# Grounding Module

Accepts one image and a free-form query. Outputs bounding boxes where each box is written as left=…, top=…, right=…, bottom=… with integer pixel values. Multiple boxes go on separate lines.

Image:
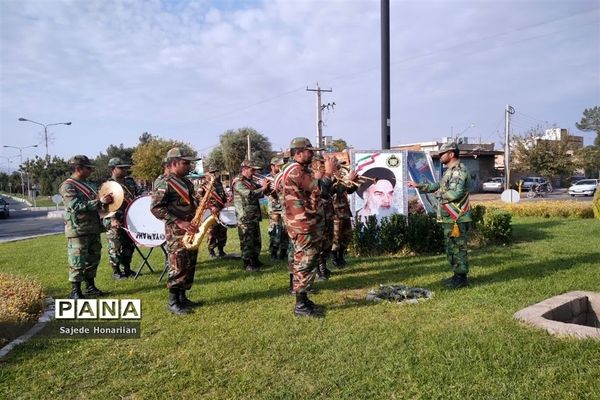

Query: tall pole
left=3, top=145, right=37, bottom=196
left=246, top=134, right=252, bottom=160
left=306, top=83, right=332, bottom=148
left=504, top=105, right=515, bottom=190
left=381, top=0, right=391, bottom=150
left=18, top=118, right=72, bottom=158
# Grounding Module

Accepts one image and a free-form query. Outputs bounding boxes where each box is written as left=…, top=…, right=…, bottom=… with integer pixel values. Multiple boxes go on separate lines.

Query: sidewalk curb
left=0, top=232, right=63, bottom=244
left=0, top=298, right=55, bottom=359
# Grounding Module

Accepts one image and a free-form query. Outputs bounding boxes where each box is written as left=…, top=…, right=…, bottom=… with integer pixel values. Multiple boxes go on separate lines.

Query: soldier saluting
left=59, top=155, right=114, bottom=299
left=408, top=142, right=473, bottom=288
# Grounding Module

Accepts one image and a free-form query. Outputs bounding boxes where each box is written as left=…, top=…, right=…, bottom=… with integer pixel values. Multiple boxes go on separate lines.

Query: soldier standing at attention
left=232, top=159, right=270, bottom=272
left=408, top=142, right=472, bottom=288
left=266, top=157, right=289, bottom=261
left=59, top=155, right=113, bottom=299
left=103, top=157, right=141, bottom=279
left=151, top=148, right=200, bottom=315
left=311, top=154, right=335, bottom=281
left=283, top=137, right=334, bottom=317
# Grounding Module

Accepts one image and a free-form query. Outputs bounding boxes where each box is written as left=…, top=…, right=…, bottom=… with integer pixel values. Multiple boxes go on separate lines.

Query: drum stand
left=133, top=242, right=169, bottom=281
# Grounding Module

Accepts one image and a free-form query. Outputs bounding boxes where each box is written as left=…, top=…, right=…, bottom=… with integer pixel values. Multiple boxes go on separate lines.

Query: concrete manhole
left=514, top=291, right=600, bottom=339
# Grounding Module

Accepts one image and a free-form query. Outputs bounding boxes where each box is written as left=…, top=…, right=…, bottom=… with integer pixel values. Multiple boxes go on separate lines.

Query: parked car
left=568, top=179, right=599, bottom=197
left=0, top=199, right=9, bottom=219
left=521, top=176, right=552, bottom=192
left=482, top=177, right=504, bottom=193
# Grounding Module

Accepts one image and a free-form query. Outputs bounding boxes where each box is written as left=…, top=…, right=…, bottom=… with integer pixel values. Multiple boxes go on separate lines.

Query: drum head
left=124, top=195, right=166, bottom=247
left=219, top=206, right=237, bottom=228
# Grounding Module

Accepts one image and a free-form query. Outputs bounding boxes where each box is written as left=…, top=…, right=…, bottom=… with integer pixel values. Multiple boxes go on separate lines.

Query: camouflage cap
left=438, top=142, right=459, bottom=154
left=108, top=157, right=131, bottom=168
left=240, top=159, right=262, bottom=169
left=68, top=155, right=94, bottom=168
left=290, top=137, right=322, bottom=151
left=165, top=147, right=200, bottom=161
left=270, top=156, right=285, bottom=166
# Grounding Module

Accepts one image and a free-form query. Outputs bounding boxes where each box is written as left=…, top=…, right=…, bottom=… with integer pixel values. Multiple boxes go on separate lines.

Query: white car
left=568, top=179, right=599, bottom=197
left=482, top=177, right=504, bottom=193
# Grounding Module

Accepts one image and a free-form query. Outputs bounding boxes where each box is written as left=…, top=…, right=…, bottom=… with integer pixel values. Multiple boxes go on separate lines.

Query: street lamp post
left=3, top=144, right=38, bottom=196
left=18, top=118, right=72, bottom=158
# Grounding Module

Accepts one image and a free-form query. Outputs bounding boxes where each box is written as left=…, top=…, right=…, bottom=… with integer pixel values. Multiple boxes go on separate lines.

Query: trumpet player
left=332, top=167, right=358, bottom=268
left=151, top=148, right=200, bottom=315
left=312, top=154, right=335, bottom=281
left=198, top=166, right=228, bottom=259
left=232, top=159, right=271, bottom=272
left=266, top=157, right=289, bottom=261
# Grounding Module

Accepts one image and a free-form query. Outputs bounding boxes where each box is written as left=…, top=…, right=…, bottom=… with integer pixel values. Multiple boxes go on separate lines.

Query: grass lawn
left=0, top=217, right=599, bottom=399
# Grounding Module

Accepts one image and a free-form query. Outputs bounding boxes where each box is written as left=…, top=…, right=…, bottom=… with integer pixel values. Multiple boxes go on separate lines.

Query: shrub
left=479, top=209, right=512, bottom=245
left=0, top=273, right=45, bottom=347
left=406, top=214, right=444, bottom=254
left=474, top=200, right=593, bottom=219
left=379, top=214, right=408, bottom=254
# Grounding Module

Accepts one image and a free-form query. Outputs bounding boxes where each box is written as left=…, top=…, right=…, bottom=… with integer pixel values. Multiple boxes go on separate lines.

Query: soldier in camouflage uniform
left=102, top=157, right=141, bottom=279
left=232, top=159, right=270, bottom=272
left=59, top=155, right=114, bottom=299
left=283, top=137, right=334, bottom=317
left=331, top=168, right=358, bottom=267
left=266, top=157, right=289, bottom=261
left=408, top=142, right=472, bottom=288
left=151, top=148, right=200, bottom=315
left=198, top=169, right=228, bottom=258
left=311, top=155, right=335, bottom=281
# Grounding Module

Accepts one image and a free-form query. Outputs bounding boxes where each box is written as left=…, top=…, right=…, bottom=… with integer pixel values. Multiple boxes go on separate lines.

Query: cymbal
left=98, top=181, right=124, bottom=217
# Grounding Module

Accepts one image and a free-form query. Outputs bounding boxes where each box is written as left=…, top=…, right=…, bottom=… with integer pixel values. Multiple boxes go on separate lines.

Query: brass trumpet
left=337, top=174, right=378, bottom=188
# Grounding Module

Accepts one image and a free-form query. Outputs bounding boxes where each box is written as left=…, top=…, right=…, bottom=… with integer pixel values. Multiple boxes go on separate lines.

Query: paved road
left=0, top=195, right=64, bottom=242
left=472, top=188, right=594, bottom=202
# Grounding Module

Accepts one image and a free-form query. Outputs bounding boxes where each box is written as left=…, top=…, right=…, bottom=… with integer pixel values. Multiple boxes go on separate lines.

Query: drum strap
left=66, top=178, right=97, bottom=200
left=167, top=176, right=192, bottom=205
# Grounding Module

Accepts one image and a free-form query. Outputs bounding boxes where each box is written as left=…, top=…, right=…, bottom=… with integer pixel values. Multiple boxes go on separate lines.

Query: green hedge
left=350, top=206, right=512, bottom=256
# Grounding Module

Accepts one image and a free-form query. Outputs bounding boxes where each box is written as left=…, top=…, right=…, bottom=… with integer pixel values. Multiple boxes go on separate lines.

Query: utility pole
left=246, top=134, right=252, bottom=160
left=504, top=104, right=515, bottom=190
left=306, top=83, right=332, bottom=148
left=381, top=0, right=391, bottom=149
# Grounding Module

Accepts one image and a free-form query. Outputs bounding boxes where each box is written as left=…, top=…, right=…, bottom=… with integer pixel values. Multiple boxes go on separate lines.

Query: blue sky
left=1, top=0, right=598, bottom=170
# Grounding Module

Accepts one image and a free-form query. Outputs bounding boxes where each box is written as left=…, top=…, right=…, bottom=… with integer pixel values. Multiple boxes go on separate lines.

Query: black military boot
left=254, top=255, right=265, bottom=267
left=167, top=289, right=192, bottom=315
left=294, top=292, right=323, bottom=318
left=270, top=249, right=279, bottom=261
left=331, top=250, right=342, bottom=268
left=245, top=258, right=260, bottom=272
left=339, top=247, right=348, bottom=267
left=217, top=247, right=227, bottom=258
left=179, top=290, right=201, bottom=309
left=84, top=278, right=106, bottom=296
left=69, top=282, right=85, bottom=299
left=111, top=263, right=125, bottom=280
left=208, top=248, right=217, bottom=259
left=278, top=249, right=288, bottom=260
left=446, top=273, right=469, bottom=289
left=316, top=261, right=331, bottom=281
left=122, top=262, right=135, bottom=278
left=442, top=273, right=459, bottom=287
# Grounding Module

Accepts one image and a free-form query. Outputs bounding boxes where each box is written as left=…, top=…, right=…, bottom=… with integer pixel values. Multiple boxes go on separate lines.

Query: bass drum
left=124, top=195, right=166, bottom=248
left=218, top=206, right=237, bottom=228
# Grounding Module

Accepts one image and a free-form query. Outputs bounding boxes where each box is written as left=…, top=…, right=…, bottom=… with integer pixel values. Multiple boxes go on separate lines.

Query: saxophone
left=182, top=174, right=219, bottom=250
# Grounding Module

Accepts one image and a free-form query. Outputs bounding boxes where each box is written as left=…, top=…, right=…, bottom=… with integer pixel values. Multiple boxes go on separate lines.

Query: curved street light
left=3, top=144, right=38, bottom=196
left=18, top=117, right=72, bottom=158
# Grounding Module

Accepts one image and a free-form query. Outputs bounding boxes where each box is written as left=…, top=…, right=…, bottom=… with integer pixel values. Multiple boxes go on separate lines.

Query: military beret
left=68, top=155, right=94, bottom=167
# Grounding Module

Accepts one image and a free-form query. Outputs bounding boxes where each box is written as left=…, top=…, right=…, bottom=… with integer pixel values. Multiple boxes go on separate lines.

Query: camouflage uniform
left=197, top=176, right=228, bottom=257
left=232, top=160, right=266, bottom=270
left=417, top=143, right=472, bottom=286
left=59, top=155, right=109, bottom=299
left=102, top=158, right=142, bottom=278
left=266, top=161, right=289, bottom=260
left=331, top=179, right=357, bottom=266
left=313, top=161, right=335, bottom=280
left=151, top=172, right=198, bottom=290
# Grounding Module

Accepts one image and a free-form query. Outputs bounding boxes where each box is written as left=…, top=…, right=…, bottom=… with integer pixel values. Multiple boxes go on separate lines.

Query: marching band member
left=266, top=157, right=289, bottom=261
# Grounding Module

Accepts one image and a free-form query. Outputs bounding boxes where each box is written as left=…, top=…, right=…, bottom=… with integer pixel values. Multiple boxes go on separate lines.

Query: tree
left=575, top=145, right=600, bottom=178
left=330, top=138, right=349, bottom=152
left=576, top=106, right=600, bottom=146
left=512, top=126, right=576, bottom=178
left=90, top=144, right=136, bottom=183
left=204, top=147, right=225, bottom=172
left=131, top=137, right=196, bottom=183
left=21, top=156, right=70, bottom=196
left=219, top=127, right=272, bottom=174
left=138, top=132, right=155, bottom=145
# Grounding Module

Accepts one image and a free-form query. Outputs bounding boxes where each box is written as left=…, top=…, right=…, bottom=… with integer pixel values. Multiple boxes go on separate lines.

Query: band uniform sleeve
left=150, top=178, right=179, bottom=224
left=59, top=181, right=101, bottom=213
